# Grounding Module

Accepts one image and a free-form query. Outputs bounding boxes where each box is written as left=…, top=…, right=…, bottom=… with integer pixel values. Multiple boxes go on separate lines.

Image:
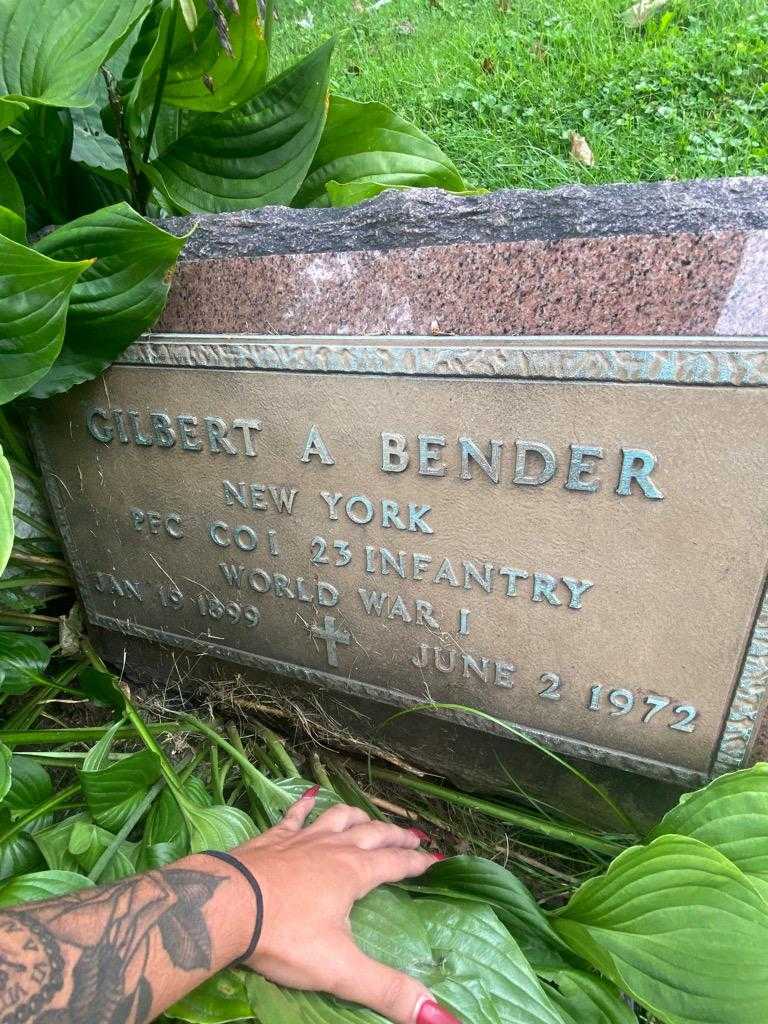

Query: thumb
left=333, top=947, right=462, bottom=1024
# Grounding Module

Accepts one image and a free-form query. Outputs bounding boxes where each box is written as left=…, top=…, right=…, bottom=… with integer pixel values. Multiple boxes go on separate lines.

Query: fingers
left=362, top=848, right=437, bottom=888
left=345, top=821, right=422, bottom=851
left=306, top=803, right=372, bottom=834
left=279, top=786, right=320, bottom=831
left=332, top=945, right=460, bottom=1024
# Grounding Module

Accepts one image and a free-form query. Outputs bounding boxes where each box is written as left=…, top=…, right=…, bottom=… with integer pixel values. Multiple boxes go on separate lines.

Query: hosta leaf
left=0, top=445, right=11, bottom=575
left=78, top=665, right=127, bottom=712
left=552, top=835, right=768, bottom=1024
left=0, top=205, right=24, bottom=242
left=351, top=888, right=568, bottom=1024
left=649, top=762, right=768, bottom=893
left=244, top=976, right=380, bottom=1024
left=70, top=107, right=127, bottom=184
left=5, top=756, right=52, bottom=813
left=406, top=856, right=571, bottom=968
left=0, top=832, right=44, bottom=879
left=131, top=0, right=267, bottom=118
left=145, top=39, right=333, bottom=214
left=0, top=154, right=24, bottom=218
left=0, top=633, right=51, bottom=695
left=80, top=748, right=162, bottom=832
left=325, top=179, right=483, bottom=206
left=0, top=869, right=94, bottom=907
left=182, top=802, right=257, bottom=853
left=67, top=820, right=138, bottom=881
left=248, top=776, right=338, bottom=827
left=0, top=0, right=154, bottom=107
left=0, top=743, right=11, bottom=802
left=0, top=235, right=91, bottom=403
left=169, top=969, right=253, bottom=1023
left=538, top=969, right=637, bottom=1024
left=34, top=814, right=88, bottom=872
left=8, top=106, right=73, bottom=230
left=82, top=717, right=127, bottom=773
left=0, top=97, right=26, bottom=131
left=30, top=202, right=186, bottom=397
left=294, top=95, right=465, bottom=208
left=136, top=840, right=179, bottom=871
left=142, top=774, right=212, bottom=861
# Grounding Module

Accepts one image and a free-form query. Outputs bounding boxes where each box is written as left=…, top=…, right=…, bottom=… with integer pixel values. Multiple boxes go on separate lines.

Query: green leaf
left=145, top=39, right=333, bottom=213
left=30, top=202, right=186, bottom=397
left=133, top=0, right=267, bottom=118
left=8, top=107, right=74, bottom=229
left=538, top=969, right=637, bottom=1024
left=82, top=717, right=127, bottom=773
left=169, top=969, right=253, bottom=1023
left=0, top=0, right=154, bottom=107
left=70, top=107, right=128, bottom=184
left=78, top=665, right=126, bottom=712
left=80, top=748, right=162, bottom=832
left=649, top=762, right=768, bottom=894
left=181, top=802, right=257, bottom=854
left=178, top=0, right=199, bottom=32
left=141, top=774, right=211, bottom=864
left=67, top=820, right=138, bottom=881
left=0, top=869, right=94, bottom=907
left=251, top=776, right=339, bottom=827
left=325, top=179, right=392, bottom=207
left=0, top=97, right=27, bottom=131
left=0, top=154, right=24, bottom=219
left=553, top=835, right=768, bottom=1024
left=0, top=206, right=24, bottom=242
left=0, top=743, right=10, bottom=802
left=325, top=179, right=485, bottom=207
left=5, top=756, right=52, bottom=813
left=0, top=829, right=44, bottom=880
left=0, top=444, right=11, bottom=575
left=405, top=855, right=572, bottom=968
left=294, top=95, right=465, bottom=208
left=136, top=840, right=179, bottom=871
left=351, top=888, right=568, bottom=1024
left=0, top=634, right=51, bottom=695
left=33, top=814, right=88, bottom=872
left=0, top=234, right=92, bottom=403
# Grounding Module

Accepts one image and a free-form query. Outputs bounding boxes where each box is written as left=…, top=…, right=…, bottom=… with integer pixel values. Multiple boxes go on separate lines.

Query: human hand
left=232, top=787, right=461, bottom=1024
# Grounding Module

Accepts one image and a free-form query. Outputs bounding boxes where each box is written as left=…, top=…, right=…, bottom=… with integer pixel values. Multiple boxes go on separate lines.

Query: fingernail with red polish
left=301, top=784, right=320, bottom=799
left=416, top=999, right=462, bottom=1024
left=409, top=828, right=430, bottom=843
left=432, top=852, right=447, bottom=862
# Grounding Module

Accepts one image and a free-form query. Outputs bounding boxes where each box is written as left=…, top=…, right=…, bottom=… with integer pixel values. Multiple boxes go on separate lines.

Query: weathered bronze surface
left=31, top=333, right=768, bottom=788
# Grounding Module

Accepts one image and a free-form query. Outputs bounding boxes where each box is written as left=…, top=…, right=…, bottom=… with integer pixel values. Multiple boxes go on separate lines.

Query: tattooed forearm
left=0, top=868, right=226, bottom=1024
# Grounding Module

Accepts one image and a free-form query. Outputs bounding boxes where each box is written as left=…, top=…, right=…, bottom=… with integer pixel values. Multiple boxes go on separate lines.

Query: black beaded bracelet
left=202, top=849, right=264, bottom=963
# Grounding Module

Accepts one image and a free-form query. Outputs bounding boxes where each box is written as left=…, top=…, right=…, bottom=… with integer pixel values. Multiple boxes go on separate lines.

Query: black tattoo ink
left=0, top=869, right=224, bottom=1024
left=0, top=912, right=64, bottom=1024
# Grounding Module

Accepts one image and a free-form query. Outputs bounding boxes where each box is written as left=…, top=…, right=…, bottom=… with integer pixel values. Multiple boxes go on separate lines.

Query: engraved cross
left=311, top=614, right=350, bottom=668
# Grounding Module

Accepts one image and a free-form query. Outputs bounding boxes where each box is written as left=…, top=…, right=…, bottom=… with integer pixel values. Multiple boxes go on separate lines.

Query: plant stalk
left=88, top=779, right=166, bottom=883
left=366, top=766, right=625, bottom=856
left=142, top=4, right=179, bottom=166
left=0, top=783, right=82, bottom=845
left=0, top=723, right=188, bottom=746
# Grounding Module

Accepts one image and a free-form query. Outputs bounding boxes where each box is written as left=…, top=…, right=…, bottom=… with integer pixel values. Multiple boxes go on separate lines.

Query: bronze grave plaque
left=31, top=333, right=768, bottom=788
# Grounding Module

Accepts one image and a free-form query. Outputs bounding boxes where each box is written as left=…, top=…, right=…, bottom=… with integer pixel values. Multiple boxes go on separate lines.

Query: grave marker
left=30, top=176, right=768, bottom=816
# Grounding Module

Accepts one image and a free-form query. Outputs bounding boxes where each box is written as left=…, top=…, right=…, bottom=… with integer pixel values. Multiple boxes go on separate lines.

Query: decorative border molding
left=123, top=333, right=768, bottom=386
left=712, top=584, right=768, bottom=776
left=32, top=334, right=768, bottom=786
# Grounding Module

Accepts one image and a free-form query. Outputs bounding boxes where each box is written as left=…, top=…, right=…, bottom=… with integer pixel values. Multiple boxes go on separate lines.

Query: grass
left=271, top=0, right=768, bottom=190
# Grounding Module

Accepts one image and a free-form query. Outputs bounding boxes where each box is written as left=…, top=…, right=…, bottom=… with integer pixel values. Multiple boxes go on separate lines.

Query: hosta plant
left=2, top=651, right=768, bottom=1024
left=0, top=0, right=468, bottom=583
